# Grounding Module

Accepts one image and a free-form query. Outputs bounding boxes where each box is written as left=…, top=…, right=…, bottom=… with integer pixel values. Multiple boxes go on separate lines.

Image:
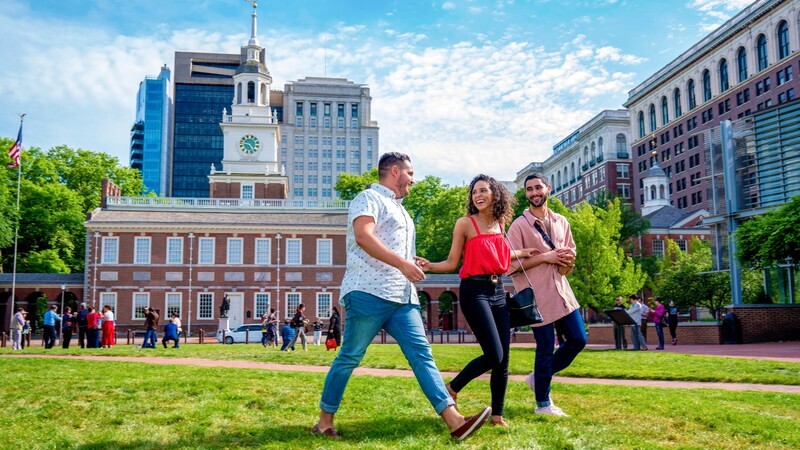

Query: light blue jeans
left=319, top=290, right=454, bottom=415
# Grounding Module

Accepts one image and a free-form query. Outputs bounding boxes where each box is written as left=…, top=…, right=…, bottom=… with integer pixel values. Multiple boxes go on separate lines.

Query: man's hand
left=400, top=259, right=426, bottom=282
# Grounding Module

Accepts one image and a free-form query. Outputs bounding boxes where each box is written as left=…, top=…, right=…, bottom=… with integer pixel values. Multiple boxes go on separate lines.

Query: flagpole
left=9, top=113, right=24, bottom=331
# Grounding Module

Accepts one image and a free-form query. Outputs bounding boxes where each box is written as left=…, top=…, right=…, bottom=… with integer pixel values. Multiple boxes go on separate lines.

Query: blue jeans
left=654, top=322, right=665, bottom=348
left=532, top=309, right=587, bottom=407
left=143, top=329, right=157, bottom=348
left=629, top=324, right=647, bottom=350
left=319, top=291, right=454, bottom=415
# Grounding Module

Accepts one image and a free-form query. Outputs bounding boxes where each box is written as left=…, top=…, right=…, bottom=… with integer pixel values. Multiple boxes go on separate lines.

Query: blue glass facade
left=171, top=83, right=232, bottom=197
left=130, top=67, right=170, bottom=195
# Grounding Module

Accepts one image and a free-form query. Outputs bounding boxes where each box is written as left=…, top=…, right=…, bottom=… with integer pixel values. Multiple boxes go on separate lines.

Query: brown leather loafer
left=450, top=406, right=491, bottom=441
left=311, top=423, right=340, bottom=439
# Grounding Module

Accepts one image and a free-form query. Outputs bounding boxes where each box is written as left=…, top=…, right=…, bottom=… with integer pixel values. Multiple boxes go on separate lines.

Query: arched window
left=550, top=175, right=555, bottom=187
left=702, top=69, right=712, bottom=102
left=659, top=185, right=665, bottom=199
left=591, top=142, right=596, bottom=161
left=616, top=134, right=627, bottom=154
left=584, top=146, right=589, bottom=162
left=236, top=83, right=242, bottom=104
left=247, top=81, right=256, bottom=103
left=261, top=83, right=268, bottom=105
left=598, top=137, right=604, bottom=154
left=757, top=34, right=768, bottom=71
left=570, top=162, right=575, bottom=180
left=650, top=185, right=656, bottom=200
left=557, top=171, right=562, bottom=187
left=687, top=79, right=696, bottom=109
left=578, top=158, right=582, bottom=171
left=778, top=21, right=790, bottom=60
left=661, top=96, right=669, bottom=125
left=673, top=88, right=682, bottom=117
left=649, top=104, right=657, bottom=132
left=638, top=112, right=645, bottom=138
left=719, top=59, right=729, bottom=92
left=737, top=47, right=748, bottom=82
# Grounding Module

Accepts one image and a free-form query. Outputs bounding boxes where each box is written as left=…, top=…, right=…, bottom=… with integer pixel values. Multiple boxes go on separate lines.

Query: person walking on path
left=327, top=307, right=341, bottom=348
left=101, top=305, right=116, bottom=348
left=61, top=307, right=74, bottom=349
left=507, top=173, right=586, bottom=417
left=43, top=305, right=62, bottom=349
left=612, top=296, right=628, bottom=350
left=652, top=298, right=666, bottom=350
left=266, top=309, right=279, bottom=349
left=418, top=174, right=534, bottom=427
left=666, top=300, right=679, bottom=345
left=11, top=307, right=25, bottom=350
left=313, top=152, right=491, bottom=441
left=626, top=297, right=648, bottom=351
left=288, top=304, right=309, bottom=351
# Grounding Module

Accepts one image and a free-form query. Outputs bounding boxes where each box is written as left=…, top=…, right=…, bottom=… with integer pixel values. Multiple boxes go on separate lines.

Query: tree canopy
left=334, top=168, right=378, bottom=201
left=736, top=196, right=800, bottom=268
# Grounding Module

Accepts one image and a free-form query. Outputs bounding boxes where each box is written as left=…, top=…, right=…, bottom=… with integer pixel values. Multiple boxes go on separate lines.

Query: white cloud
left=442, top=2, right=456, bottom=10
left=687, top=0, right=754, bottom=31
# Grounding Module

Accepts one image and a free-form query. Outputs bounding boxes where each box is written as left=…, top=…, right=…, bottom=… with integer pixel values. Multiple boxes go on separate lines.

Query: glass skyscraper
left=130, top=65, right=171, bottom=195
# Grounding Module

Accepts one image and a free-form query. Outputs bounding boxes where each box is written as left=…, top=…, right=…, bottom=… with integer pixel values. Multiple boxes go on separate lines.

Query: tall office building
left=166, top=5, right=378, bottom=198
left=130, top=65, right=172, bottom=195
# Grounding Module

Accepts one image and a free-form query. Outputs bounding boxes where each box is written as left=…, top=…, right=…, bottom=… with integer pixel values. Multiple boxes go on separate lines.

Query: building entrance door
left=226, top=293, right=244, bottom=329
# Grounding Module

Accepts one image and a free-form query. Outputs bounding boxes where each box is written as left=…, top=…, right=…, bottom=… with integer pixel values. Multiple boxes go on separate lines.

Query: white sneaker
left=534, top=404, right=568, bottom=417
left=523, top=372, right=535, bottom=392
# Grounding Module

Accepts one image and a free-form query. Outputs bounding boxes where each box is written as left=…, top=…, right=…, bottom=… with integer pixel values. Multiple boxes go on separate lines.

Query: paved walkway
left=5, top=354, right=799, bottom=394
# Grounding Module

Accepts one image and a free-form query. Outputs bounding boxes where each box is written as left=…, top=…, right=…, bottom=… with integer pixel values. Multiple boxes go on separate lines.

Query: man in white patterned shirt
left=313, top=152, right=491, bottom=441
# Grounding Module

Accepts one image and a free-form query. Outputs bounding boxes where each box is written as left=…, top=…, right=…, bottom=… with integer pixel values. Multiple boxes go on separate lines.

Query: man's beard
left=528, top=195, right=547, bottom=208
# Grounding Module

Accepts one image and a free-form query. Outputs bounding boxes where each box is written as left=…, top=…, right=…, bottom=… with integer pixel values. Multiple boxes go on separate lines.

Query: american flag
left=7, top=123, right=22, bottom=168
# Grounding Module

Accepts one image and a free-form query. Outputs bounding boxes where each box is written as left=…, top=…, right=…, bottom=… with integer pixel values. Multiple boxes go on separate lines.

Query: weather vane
left=245, top=0, right=257, bottom=10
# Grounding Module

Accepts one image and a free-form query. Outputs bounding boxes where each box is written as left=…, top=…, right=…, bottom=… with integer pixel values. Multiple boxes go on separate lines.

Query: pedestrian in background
left=626, top=297, right=648, bottom=351
left=101, top=305, right=115, bottom=348
left=312, top=317, right=324, bottom=346
left=612, top=296, right=628, bottom=350
left=86, top=307, right=101, bottom=349
left=280, top=319, right=295, bottom=351
left=652, top=298, right=665, bottom=350
left=61, top=307, right=74, bottom=349
left=43, top=304, right=61, bottom=349
left=666, top=300, right=679, bottom=345
left=11, top=307, right=25, bottom=350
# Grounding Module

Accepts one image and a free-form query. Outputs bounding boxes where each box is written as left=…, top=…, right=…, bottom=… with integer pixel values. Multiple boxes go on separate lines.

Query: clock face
left=239, top=134, right=260, bottom=154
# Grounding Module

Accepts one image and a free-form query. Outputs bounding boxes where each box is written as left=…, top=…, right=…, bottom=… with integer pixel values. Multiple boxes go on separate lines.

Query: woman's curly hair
left=466, top=174, right=516, bottom=225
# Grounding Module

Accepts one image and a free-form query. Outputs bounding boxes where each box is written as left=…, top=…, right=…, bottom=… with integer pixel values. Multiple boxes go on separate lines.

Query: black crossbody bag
left=505, top=231, right=544, bottom=327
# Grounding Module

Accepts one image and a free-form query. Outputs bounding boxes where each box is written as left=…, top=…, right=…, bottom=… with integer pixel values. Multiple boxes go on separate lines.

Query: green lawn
left=3, top=342, right=800, bottom=385
left=0, top=358, right=798, bottom=449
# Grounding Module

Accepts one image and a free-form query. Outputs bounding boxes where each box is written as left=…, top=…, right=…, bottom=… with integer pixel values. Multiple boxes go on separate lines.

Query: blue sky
left=0, top=0, right=753, bottom=186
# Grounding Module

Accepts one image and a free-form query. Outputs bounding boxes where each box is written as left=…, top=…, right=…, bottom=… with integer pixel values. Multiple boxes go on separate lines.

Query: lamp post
left=92, top=232, right=100, bottom=308
left=60, top=284, right=66, bottom=346
left=188, top=232, right=195, bottom=337
left=275, top=233, right=282, bottom=320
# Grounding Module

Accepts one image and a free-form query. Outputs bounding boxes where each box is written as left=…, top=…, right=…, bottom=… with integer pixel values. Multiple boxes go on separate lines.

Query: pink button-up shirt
left=507, top=209, right=579, bottom=327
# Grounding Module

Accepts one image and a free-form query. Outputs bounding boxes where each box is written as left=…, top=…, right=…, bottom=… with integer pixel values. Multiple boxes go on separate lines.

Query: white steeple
left=642, top=151, right=671, bottom=216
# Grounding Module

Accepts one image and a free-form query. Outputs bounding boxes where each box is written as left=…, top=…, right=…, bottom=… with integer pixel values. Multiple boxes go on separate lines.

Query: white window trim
left=166, top=237, right=184, bottom=265
left=254, top=238, right=271, bottom=265
left=165, top=292, right=182, bottom=319
left=198, top=237, right=215, bottom=265
left=286, top=238, right=302, bottom=266
left=99, top=292, right=117, bottom=313
left=316, top=238, right=333, bottom=265
left=134, top=237, right=152, bottom=265
left=227, top=237, right=244, bottom=265
left=254, top=293, right=271, bottom=318
left=132, top=292, right=150, bottom=320
left=316, top=292, right=332, bottom=319
left=285, top=292, right=302, bottom=320
left=197, top=292, right=215, bottom=320
left=241, top=183, right=255, bottom=200
left=101, top=236, right=119, bottom=264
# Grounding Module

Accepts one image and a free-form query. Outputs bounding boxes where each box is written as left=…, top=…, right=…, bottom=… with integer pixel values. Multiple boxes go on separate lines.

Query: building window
left=616, top=164, right=630, bottom=179
left=166, top=293, right=182, bottom=319
left=616, top=184, right=631, bottom=199
left=687, top=79, right=696, bottom=109
left=255, top=293, right=270, bottom=318
left=777, top=21, right=790, bottom=60
left=638, top=111, right=645, bottom=138
left=661, top=96, right=669, bottom=125
left=133, top=292, right=149, bottom=319
left=317, top=292, right=332, bottom=319
left=198, top=293, right=214, bottom=319
left=649, top=104, right=657, bottom=132
left=255, top=238, right=271, bottom=265
left=285, top=293, right=301, bottom=319
left=198, top=237, right=215, bottom=265
left=719, top=59, right=729, bottom=92
left=286, top=238, right=302, bottom=265
left=241, top=185, right=254, bottom=199
left=737, top=47, right=748, bottom=82
left=99, top=292, right=117, bottom=313
left=673, top=88, right=682, bottom=117
left=227, top=238, right=243, bottom=265
left=134, top=237, right=151, bottom=264
left=166, top=237, right=183, bottom=264
left=702, top=69, right=712, bottom=102
left=652, top=239, right=665, bottom=259
left=102, top=237, right=118, bottom=264
left=296, top=102, right=303, bottom=116
left=323, top=117, right=331, bottom=128
left=757, top=34, right=768, bottom=71
left=310, top=102, right=317, bottom=116
left=317, top=239, right=333, bottom=265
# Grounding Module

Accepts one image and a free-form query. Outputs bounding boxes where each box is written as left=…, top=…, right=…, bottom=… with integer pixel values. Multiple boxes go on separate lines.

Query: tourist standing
left=11, top=307, right=25, bottom=350
left=101, top=305, right=115, bottom=348
left=43, top=304, right=61, bottom=349
left=626, top=297, right=648, bottom=351
left=612, top=296, right=628, bottom=350
left=666, top=300, right=679, bottom=345
left=142, top=307, right=159, bottom=349
left=311, top=317, right=324, bottom=346
left=327, top=307, right=341, bottom=347
left=76, top=303, right=89, bottom=348
left=86, top=307, right=101, bottom=349
left=61, top=307, right=74, bottom=349
left=652, top=298, right=665, bottom=349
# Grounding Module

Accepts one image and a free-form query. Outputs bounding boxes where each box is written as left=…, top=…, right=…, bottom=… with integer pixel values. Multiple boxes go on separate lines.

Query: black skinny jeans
left=451, top=278, right=510, bottom=416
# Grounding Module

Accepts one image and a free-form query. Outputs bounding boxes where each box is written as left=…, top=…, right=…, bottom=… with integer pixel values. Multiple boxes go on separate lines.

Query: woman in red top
left=417, top=174, right=532, bottom=426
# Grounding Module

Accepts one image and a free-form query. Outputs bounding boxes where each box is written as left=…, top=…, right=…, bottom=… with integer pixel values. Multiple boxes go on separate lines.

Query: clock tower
left=209, top=1, right=287, bottom=200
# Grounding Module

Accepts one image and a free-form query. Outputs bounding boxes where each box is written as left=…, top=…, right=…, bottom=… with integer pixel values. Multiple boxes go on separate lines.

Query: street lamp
left=60, top=284, right=66, bottom=346
left=92, top=232, right=100, bottom=308
left=188, top=232, right=195, bottom=337
left=275, top=233, right=282, bottom=320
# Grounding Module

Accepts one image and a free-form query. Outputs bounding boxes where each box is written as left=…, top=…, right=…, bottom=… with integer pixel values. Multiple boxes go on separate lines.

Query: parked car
left=217, top=324, right=262, bottom=344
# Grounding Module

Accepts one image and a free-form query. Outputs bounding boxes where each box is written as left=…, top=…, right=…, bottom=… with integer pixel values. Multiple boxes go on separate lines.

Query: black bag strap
left=504, top=229, right=534, bottom=290
left=533, top=221, right=556, bottom=250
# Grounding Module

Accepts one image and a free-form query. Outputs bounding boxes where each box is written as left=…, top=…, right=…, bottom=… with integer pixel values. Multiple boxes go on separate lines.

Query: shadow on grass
left=76, top=417, right=450, bottom=449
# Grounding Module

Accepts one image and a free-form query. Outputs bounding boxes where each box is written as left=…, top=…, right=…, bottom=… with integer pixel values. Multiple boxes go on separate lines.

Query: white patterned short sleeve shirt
left=339, top=183, right=419, bottom=305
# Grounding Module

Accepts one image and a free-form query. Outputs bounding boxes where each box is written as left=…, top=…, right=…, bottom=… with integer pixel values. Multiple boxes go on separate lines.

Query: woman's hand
left=414, top=256, right=431, bottom=272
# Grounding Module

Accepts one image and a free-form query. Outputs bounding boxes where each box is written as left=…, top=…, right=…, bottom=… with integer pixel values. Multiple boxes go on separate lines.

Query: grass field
left=3, top=342, right=799, bottom=385
left=1, top=357, right=798, bottom=449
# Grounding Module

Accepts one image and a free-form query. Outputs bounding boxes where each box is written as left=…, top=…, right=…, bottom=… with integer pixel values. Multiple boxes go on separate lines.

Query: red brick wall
left=726, top=305, right=800, bottom=344
left=586, top=322, right=722, bottom=345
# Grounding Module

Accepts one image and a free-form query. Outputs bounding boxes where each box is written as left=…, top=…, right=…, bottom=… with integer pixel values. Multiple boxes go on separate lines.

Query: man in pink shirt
left=507, top=173, right=587, bottom=417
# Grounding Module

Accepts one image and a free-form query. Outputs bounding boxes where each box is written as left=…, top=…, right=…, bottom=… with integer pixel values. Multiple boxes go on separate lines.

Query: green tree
left=513, top=187, right=528, bottom=218
left=18, top=249, right=71, bottom=273
left=34, top=293, right=49, bottom=331
left=736, top=196, right=800, bottom=268
left=553, top=197, right=647, bottom=311
left=404, top=177, right=468, bottom=263
left=589, top=191, right=650, bottom=248
left=334, top=168, right=378, bottom=200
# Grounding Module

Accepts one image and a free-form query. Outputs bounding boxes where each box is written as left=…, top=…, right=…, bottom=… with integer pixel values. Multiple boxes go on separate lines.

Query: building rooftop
left=645, top=205, right=697, bottom=229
